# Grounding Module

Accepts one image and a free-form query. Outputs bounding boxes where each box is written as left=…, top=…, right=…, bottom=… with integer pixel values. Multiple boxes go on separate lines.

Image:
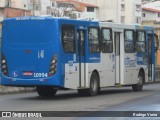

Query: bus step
left=115, top=84, right=123, bottom=87
left=77, top=87, right=87, bottom=89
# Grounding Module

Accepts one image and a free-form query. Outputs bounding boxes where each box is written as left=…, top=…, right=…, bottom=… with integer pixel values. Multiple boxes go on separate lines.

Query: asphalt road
left=0, top=83, right=160, bottom=120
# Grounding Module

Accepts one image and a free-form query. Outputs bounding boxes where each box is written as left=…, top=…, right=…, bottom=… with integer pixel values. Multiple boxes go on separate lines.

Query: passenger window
left=101, top=28, right=113, bottom=53
left=62, top=25, right=75, bottom=53
left=124, top=30, right=135, bottom=53
left=136, top=31, right=146, bottom=53
left=89, top=27, right=100, bottom=53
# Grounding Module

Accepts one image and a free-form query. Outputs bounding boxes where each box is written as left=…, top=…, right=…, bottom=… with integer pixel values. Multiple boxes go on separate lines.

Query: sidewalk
left=0, top=86, right=35, bottom=95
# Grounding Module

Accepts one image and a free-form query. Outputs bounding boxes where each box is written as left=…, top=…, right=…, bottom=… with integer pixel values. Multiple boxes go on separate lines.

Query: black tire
left=86, top=72, right=99, bottom=96
left=132, top=72, right=144, bottom=92
left=78, top=89, right=86, bottom=96
left=36, top=86, right=57, bottom=97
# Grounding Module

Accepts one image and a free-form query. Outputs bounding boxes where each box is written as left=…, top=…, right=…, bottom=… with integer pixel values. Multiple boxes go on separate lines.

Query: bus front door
left=77, top=30, right=86, bottom=88
left=114, top=32, right=121, bottom=84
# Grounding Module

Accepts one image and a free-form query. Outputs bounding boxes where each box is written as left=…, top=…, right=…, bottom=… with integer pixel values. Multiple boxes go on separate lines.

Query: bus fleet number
left=34, top=73, right=48, bottom=78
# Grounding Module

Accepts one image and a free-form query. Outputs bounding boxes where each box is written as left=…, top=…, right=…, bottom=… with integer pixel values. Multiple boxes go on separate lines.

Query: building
left=30, top=0, right=41, bottom=16
left=0, top=1, right=31, bottom=22
left=125, top=0, right=142, bottom=24
left=30, top=0, right=52, bottom=16
left=40, top=0, right=50, bottom=15
left=143, top=1, right=160, bottom=10
left=142, top=8, right=160, bottom=25
left=0, top=7, right=31, bottom=22
left=142, top=0, right=159, bottom=4
left=77, top=0, right=142, bottom=24
left=0, top=6, right=31, bottom=44
left=10, top=0, right=30, bottom=10
left=0, top=0, right=30, bottom=10
left=49, top=0, right=98, bottom=20
left=0, top=7, right=31, bottom=29
left=142, top=1, right=160, bottom=65
left=142, top=1, right=160, bottom=39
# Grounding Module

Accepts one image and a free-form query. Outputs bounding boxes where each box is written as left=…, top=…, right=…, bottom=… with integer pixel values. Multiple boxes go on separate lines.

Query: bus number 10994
left=33, top=73, right=48, bottom=78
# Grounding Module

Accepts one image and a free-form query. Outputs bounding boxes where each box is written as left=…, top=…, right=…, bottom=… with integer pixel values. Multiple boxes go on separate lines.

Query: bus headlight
left=49, top=54, right=57, bottom=76
left=1, top=54, right=9, bottom=76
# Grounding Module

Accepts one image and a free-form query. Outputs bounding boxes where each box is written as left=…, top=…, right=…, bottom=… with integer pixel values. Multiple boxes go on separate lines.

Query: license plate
left=23, top=71, right=33, bottom=76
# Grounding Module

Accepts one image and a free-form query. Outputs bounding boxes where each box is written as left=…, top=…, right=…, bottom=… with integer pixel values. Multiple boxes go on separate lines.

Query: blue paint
left=1, top=17, right=99, bottom=87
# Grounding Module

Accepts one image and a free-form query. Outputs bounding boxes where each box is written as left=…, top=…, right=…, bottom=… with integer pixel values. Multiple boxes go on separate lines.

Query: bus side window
left=101, top=28, right=113, bottom=53
left=62, top=25, right=75, bottom=53
left=88, top=27, right=100, bottom=53
left=136, top=31, right=146, bottom=53
left=124, top=30, right=135, bottom=53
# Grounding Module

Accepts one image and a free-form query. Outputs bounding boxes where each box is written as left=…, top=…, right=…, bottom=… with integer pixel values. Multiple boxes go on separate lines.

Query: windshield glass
left=3, top=20, right=53, bottom=44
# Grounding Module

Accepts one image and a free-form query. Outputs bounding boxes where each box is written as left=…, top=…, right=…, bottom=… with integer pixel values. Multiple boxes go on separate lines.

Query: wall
left=80, top=7, right=98, bottom=20
left=40, top=0, right=50, bottom=15
left=0, top=0, right=6, bottom=7
left=81, top=0, right=120, bottom=22
left=143, top=10, right=160, bottom=21
left=3, top=7, right=31, bottom=18
left=11, top=0, right=30, bottom=10
left=78, top=0, right=142, bottom=24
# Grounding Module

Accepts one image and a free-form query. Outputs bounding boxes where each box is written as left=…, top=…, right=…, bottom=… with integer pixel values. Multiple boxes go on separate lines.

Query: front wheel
left=36, top=86, right=57, bottom=97
left=132, top=72, right=144, bottom=92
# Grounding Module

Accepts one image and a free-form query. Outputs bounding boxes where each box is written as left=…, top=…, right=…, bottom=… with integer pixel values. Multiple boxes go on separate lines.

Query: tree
left=48, top=1, right=77, bottom=19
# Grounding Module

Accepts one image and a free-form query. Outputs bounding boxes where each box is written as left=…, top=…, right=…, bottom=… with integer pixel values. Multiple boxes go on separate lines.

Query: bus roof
left=3, top=16, right=154, bottom=31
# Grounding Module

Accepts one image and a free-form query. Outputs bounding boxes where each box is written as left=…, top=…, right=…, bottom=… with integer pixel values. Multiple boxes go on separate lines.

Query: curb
left=0, top=86, right=36, bottom=95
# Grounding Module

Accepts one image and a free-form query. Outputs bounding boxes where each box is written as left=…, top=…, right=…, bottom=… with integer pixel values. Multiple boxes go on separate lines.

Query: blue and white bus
left=1, top=16, right=155, bottom=97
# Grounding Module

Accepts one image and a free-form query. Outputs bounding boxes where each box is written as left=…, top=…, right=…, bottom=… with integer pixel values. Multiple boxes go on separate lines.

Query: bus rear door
left=77, top=28, right=87, bottom=88
left=114, top=29, right=124, bottom=85
left=147, top=32, right=155, bottom=81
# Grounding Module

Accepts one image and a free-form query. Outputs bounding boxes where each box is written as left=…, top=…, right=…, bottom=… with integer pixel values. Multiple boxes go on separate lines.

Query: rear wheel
left=86, top=72, right=99, bottom=96
left=36, top=86, right=57, bottom=97
left=132, top=72, right=144, bottom=92
left=78, top=89, right=86, bottom=96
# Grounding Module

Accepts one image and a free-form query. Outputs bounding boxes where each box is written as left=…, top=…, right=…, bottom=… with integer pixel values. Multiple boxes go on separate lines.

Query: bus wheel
left=132, top=72, right=144, bottom=92
left=86, top=72, right=99, bottom=96
left=36, top=86, right=57, bottom=97
left=78, top=89, right=86, bottom=96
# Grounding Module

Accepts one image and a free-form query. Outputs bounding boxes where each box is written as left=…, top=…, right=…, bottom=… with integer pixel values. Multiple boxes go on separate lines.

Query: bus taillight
left=1, top=54, right=9, bottom=76
left=49, top=54, right=57, bottom=76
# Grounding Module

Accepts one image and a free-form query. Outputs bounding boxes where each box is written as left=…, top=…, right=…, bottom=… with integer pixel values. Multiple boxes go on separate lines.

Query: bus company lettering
left=125, top=57, right=136, bottom=67
left=16, top=17, right=45, bottom=21
left=137, top=57, right=143, bottom=62
left=38, top=50, right=44, bottom=59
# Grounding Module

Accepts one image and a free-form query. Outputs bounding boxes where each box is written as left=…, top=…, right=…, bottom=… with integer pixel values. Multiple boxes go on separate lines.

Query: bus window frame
left=101, top=27, right=113, bottom=53
left=88, top=26, right=100, bottom=53
left=136, top=30, right=146, bottom=53
left=124, top=29, right=135, bottom=53
left=61, top=24, right=76, bottom=53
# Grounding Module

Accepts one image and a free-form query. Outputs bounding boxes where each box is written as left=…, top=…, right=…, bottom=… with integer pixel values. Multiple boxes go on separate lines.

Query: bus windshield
left=3, top=20, right=53, bottom=44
